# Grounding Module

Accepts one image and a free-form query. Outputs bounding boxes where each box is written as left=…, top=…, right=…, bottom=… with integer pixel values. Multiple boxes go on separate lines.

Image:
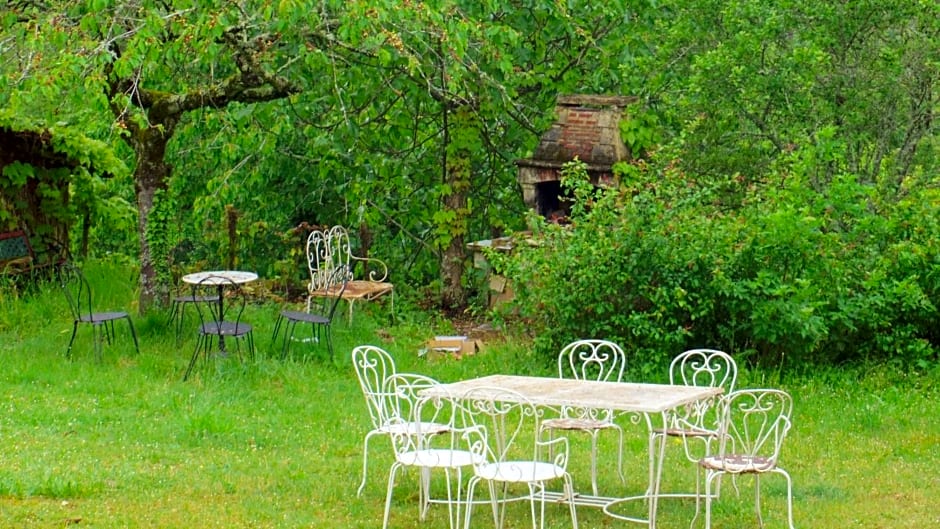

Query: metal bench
left=306, top=225, right=394, bottom=323
left=0, top=230, right=39, bottom=274
left=0, top=229, right=63, bottom=279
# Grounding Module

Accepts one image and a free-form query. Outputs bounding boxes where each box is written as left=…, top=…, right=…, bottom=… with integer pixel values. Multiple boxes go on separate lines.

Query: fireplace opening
left=535, top=180, right=569, bottom=222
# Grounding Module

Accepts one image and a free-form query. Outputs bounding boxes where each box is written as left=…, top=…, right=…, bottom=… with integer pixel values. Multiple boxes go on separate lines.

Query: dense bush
left=495, top=158, right=939, bottom=373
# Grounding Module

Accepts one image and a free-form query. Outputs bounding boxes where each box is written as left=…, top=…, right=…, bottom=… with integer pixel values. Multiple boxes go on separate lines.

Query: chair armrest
left=350, top=254, right=389, bottom=282
left=536, top=436, right=571, bottom=468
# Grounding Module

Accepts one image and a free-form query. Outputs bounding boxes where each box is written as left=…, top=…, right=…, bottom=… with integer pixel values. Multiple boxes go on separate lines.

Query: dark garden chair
left=58, top=262, right=140, bottom=360
left=183, top=274, right=255, bottom=380
left=271, top=265, right=348, bottom=361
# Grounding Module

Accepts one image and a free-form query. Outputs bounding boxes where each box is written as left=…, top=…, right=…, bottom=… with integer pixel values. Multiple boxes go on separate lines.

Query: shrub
left=495, top=155, right=938, bottom=372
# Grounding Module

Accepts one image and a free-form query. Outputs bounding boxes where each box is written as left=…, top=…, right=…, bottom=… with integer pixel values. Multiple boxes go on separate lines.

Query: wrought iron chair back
left=306, top=265, right=349, bottom=320
left=712, top=389, right=792, bottom=471
left=558, top=338, right=627, bottom=382
left=383, top=372, right=448, bottom=433
left=650, top=349, right=738, bottom=501
left=352, top=345, right=399, bottom=431
left=351, top=344, right=404, bottom=497
left=458, top=387, right=546, bottom=465
left=272, top=265, right=348, bottom=360
left=306, top=226, right=389, bottom=288
left=668, top=349, right=738, bottom=433
left=168, top=280, right=219, bottom=341
left=59, top=262, right=94, bottom=323
left=305, top=225, right=392, bottom=323
left=191, top=275, right=250, bottom=335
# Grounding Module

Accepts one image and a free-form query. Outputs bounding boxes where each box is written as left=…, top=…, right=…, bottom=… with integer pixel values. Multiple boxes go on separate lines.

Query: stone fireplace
left=468, top=95, right=636, bottom=308
left=516, top=94, right=635, bottom=220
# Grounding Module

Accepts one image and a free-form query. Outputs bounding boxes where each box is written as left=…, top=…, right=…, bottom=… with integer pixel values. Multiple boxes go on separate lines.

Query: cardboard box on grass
left=420, top=335, right=482, bottom=359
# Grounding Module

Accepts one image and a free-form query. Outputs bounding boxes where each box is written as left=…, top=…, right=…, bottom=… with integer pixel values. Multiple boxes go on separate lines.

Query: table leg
left=648, top=410, right=669, bottom=529
left=216, top=284, right=227, bottom=353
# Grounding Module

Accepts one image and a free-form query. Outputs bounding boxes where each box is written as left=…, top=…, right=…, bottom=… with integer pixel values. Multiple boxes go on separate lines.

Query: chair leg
left=418, top=467, right=431, bottom=520
left=382, top=462, right=402, bottom=529
left=285, top=320, right=301, bottom=359
left=755, top=474, right=763, bottom=528
left=615, top=426, right=626, bottom=485
left=527, top=482, right=541, bottom=529
left=488, top=480, right=502, bottom=529
left=704, top=471, right=717, bottom=529
left=464, top=476, right=480, bottom=529
left=779, top=469, right=795, bottom=529
left=589, top=431, right=600, bottom=496
left=647, top=431, right=657, bottom=498
left=358, top=431, right=379, bottom=497
left=66, top=321, right=79, bottom=359
left=564, top=475, right=579, bottom=529
left=125, top=316, right=140, bottom=354
left=183, top=336, right=204, bottom=381
left=325, top=323, right=334, bottom=362
left=271, top=314, right=286, bottom=356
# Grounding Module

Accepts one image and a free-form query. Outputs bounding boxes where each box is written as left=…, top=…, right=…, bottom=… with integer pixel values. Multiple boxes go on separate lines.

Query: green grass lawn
left=0, top=261, right=938, bottom=528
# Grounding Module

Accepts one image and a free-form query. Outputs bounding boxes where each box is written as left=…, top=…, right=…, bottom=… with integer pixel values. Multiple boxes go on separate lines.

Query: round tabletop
left=181, top=270, right=259, bottom=285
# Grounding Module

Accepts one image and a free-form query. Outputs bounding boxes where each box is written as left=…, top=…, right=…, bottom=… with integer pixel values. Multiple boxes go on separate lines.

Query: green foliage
left=498, top=150, right=939, bottom=372
left=146, top=188, right=175, bottom=301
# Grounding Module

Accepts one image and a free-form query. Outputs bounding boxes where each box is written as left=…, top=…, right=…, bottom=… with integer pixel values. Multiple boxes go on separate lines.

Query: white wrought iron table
left=421, top=374, right=723, bottom=529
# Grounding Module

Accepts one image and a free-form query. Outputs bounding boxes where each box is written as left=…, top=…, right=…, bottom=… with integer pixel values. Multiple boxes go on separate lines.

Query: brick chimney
left=516, top=94, right=635, bottom=217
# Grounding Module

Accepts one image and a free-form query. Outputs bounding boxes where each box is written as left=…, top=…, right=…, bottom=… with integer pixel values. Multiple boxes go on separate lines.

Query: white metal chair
left=459, top=387, right=579, bottom=529
left=540, top=339, right=626, bottom=496
left=697, top=389, right=795, bottom=529
left=649, top=349, right=737, bottom=499
left=382, top=373, right=479, bottom=529
left=351, top=345, right=449, bottom=497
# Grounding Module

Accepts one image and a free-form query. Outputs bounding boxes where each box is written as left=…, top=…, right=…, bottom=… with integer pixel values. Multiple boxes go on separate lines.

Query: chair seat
left=378, top=420, right=450, bottom=437
left=173, top=293, right=219, bottom=303
left=542, top=417, right=616, bottom=431
left=309, top=280, right=393, bottom=301
left=199, top=321, right=253, bottom=337
left=652, top=425, right=717, bottom=438
left=80, top=311, right=130, bottom=324
left=279, top=309, right=329, bottom=325
left=700, top=454, right=776, bottom=473
left=477, top=460, right=567, bottom=483
left=398, top=448, right=482, bottom=469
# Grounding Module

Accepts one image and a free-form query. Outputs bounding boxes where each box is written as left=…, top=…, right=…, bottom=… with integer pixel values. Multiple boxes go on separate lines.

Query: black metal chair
left=271, top=266, right=348, bottom=361
left=168, top=281, right=220, bottom=342
left=183, top=274, right=255, bottom=380
left=58, top=262, right=139, bottom=360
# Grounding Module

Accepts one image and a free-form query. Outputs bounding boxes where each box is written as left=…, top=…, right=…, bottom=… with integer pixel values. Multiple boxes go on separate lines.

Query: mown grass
left=0, top=260, right=938, bottom=528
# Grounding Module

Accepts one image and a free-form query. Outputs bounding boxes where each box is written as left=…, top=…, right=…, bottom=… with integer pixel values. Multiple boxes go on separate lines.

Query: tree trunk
left=440, top=107, right=475, bottom=311
left=440, top=191, right=468, bottom=310
left=129, top=121, right=176, bottom=313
